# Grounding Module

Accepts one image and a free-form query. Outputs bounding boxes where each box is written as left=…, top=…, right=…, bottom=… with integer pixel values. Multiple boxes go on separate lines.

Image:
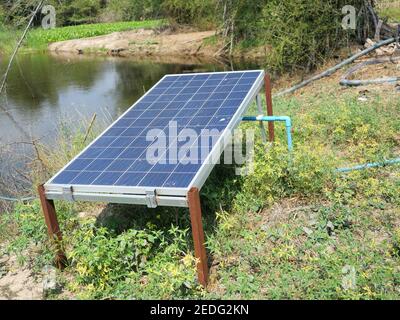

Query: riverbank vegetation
left=25, top=19, right=165, bottom=50
left=0, top=0, right=383, bottom=71
left=0, top=19, right=165, bottom=52
left=1, top=66, right=399, bottom=299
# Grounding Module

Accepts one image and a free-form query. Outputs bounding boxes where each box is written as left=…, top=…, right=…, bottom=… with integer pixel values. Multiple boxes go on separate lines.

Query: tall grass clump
left=30, top=116, right=107, bottom=190
left=0, top=24, right=19, bottom=53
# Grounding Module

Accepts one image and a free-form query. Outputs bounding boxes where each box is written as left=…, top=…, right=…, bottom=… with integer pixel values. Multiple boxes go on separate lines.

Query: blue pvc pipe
left=241, top=116, right=400, bottom=174
left=242, top=116, right=293, bottom=152
left=242, top=116, right=399, bottom=174
left=336, top=158, right=400, bottom=173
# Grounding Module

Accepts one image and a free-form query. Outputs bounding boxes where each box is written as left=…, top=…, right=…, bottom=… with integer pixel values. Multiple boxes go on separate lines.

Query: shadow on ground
left=89, top=164, right=242, bottom=271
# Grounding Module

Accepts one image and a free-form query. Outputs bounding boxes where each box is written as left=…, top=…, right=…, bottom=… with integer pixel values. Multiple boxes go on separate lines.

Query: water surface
left=1, top=53, right=251, bottom=145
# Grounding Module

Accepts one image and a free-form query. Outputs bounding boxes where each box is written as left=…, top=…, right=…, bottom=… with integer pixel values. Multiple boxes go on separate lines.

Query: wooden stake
left=264, top=74, right=275, bottom=142
left=38, top=184, right=67, bottom=269
left=187, top=188, right=208, bottom=287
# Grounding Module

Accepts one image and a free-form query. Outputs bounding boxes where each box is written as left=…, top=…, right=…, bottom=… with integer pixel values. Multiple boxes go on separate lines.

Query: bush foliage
left=105, top=0, right=163, bottom=22
left=1, top=0, right=372, bottom=70
left=224, top=0, right=368, bottom=71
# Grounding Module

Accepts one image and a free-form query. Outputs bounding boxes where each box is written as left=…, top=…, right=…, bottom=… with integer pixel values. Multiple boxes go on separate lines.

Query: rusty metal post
left=187, top=187, right=208, bottom=287
left=38, top=185, right=67, bottom=269
left=264, top=74, right=275, bottom=142
left=256, top=94, right=268, bottom=144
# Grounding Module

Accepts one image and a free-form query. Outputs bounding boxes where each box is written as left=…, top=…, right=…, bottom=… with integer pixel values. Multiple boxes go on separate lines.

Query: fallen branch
left=274, top=37, right=396, bottom=97
left=340, top=55, right=400, bottom=86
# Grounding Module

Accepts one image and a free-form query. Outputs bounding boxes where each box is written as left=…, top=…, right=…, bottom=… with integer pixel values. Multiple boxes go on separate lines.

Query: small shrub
left=287, top=144, right=336, bottom=196
left=66, top=220, right=201, bottom=299
left=235, top=143, right=288, bottom=212
left=235, top=141, right=335, bottom=212
left=67, top=220, right=161, bottom=289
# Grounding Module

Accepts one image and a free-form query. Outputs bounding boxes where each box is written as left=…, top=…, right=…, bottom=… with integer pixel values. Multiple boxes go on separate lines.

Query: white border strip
left=46, top=191, right=188, bottom=207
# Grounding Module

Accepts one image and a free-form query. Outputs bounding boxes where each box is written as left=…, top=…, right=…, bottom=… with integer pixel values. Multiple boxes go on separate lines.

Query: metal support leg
left=242, top=116, right=293, bottom=152
left=187, top=187, right=208, bottom=287
left=38, top=185, right=67, bottom=269
left=264, top=74, right=275, bottom=142
left=256, top=94, right=268, bottom=143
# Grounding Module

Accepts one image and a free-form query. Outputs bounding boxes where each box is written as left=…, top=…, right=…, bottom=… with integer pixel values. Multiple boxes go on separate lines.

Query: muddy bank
left=48, top=29, right=220, bottom=60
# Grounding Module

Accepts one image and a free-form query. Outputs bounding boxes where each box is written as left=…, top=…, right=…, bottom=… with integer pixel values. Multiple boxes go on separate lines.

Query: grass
left=379, top=7, right=400, bottom=22
left=1, top=68, right=400, bottom=300
left=0, top=25, right=18, bottom=53
left=202, top=35, right=218, bottom=46
left=0, top=20, right=166, bottom=53
left=378, top=1, right=400, bottom=23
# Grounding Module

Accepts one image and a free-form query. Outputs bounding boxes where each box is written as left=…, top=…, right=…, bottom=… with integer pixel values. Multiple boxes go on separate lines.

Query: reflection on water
left=1, top=53, right=255, bottom=145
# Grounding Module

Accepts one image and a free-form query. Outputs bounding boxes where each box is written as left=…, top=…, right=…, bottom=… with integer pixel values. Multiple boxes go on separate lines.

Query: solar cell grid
left=48, top=70, right=263, bottom=191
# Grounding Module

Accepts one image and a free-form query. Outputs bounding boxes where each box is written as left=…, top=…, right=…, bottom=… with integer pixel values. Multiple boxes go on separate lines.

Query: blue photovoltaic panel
left=48, top=70, right=263, bottom=190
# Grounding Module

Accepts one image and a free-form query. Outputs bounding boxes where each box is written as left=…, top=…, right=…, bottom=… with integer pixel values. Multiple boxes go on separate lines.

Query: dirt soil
left=0, top=253, right=42, bottom=300
left=48, top=29, right=220, bottom=60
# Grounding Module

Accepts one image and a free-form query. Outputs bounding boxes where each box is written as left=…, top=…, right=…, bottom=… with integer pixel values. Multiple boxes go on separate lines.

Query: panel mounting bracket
left=62, top=186, right=74, bottom=202
left=145, top=189, right=158, bottom=208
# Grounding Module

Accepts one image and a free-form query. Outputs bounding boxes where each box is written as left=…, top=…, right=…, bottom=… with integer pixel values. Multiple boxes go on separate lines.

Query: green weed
left=1, top=79, right=399, bottom=300
left=0, top=20, right=165, bottom=53
left=26, top=20, right=165, bottom=50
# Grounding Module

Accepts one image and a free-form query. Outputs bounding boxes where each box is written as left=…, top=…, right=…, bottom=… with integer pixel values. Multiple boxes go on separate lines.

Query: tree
left=106, top=0, right=163, bottom=21
left=55, top=0, right=102, bottom=25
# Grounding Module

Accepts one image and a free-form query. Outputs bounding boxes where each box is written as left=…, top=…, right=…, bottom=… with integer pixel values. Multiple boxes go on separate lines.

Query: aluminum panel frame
left=44, top=70, right=265, bottom=206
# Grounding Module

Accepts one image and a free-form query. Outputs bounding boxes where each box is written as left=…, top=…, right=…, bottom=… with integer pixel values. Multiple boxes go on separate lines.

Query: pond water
left=0, top=53, right=260, bottom=146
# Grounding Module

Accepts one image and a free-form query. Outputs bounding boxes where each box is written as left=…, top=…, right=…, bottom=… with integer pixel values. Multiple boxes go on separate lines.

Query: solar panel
left=45, top=70, right=265, bottom=206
